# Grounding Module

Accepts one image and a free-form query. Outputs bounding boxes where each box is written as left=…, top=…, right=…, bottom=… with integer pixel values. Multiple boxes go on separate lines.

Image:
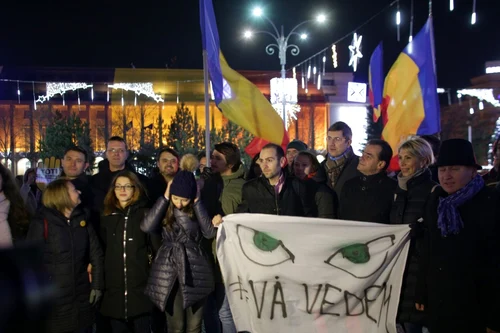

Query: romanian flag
left=369, top=42, right=385, bottom=123
left=382, top=18, right=440, bottom=170
left=199, top=0, right=289, bottom=157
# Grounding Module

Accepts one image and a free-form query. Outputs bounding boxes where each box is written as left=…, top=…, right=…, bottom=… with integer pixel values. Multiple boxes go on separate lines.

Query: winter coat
left=320, top=154, right=360, bottom=202
left=416, top=186, right=500, bottom=333
left=141, top=197, right=216, bottom=312
left=99, top=200, right=152, bottom=320
left=389, top=168, right=436, bottom=325
left=201, top=164, right=246, bottom=218
left=237, top=175, right=315, bottom=217
left=0, top=192, right=12, bottom=247
left=339, top=172, right=396, bottom=223
left=201, top=165, right=246, bottom=282
left=303, top=172, right=337, bottom=218
left=148, top=173, right=169, bottom=204
left=26, top=206, right=104, bottom=333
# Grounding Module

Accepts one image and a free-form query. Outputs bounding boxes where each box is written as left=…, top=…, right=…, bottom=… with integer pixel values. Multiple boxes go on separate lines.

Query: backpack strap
left=43, top=219, right=48, bottom=241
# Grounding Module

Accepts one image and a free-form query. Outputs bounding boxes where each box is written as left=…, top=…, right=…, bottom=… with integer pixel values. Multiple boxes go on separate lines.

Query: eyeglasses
left=114, top=185, right=135, bottom=191
left=109, top=148, right=126, bottom=154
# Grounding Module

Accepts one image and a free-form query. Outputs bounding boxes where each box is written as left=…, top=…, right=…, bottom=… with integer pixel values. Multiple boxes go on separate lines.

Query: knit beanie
left=287, top=139, right=308, bottom=152
left=169, top=154, right=199, bottom=200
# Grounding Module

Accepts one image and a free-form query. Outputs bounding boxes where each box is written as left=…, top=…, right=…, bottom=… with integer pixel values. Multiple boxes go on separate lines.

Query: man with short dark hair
left=148, top=147, right=180, bottom=203
left=339, top=139, right=396, bottom=223
left=61, top=146, right=94, bottom=212
left=286, top=139, right=307, bottom=172
left=321, top=121, right=361, bottom=200
left=200, top=142, right=245, bottom=333
left=238, top=143, right=314, bottom=216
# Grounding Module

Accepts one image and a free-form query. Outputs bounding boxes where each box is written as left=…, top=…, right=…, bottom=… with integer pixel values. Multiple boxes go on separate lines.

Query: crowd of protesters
left=1, top=120, right=499, bottom=333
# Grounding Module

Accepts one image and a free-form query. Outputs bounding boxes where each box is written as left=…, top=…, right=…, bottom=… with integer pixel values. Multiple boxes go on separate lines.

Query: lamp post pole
left=245, top=12, right=324, bottom=129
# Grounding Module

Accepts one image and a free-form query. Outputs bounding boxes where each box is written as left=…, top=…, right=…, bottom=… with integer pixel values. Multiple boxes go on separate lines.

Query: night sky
left=0, top=0, right=499, bottom=89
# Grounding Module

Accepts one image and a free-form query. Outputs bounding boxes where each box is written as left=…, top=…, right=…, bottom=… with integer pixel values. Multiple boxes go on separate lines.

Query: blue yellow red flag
left=199, top=0, right=289, bottom=149
left=382, top=17, right=440, bottom=170
left=369, top=42, right=384, bottom=122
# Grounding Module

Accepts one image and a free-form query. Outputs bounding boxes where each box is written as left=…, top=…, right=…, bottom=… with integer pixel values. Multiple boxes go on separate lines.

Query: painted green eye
left=253, top=232, right=280, bottom=251
left=340, top=243, right=370, bottom=264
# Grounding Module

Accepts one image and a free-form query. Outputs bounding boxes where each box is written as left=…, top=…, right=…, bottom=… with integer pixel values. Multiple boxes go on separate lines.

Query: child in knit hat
left=141, top=154, right=216, bottom=333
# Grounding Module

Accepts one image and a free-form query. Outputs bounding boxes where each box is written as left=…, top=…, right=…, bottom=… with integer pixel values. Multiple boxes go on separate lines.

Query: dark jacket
left=339, top=172, right=396, bottom=223
left=320, top=154, right=361, bottom=201
left=91, top=161, right=149, bottom=212
left=141, top=197, right=216, bottom=311
left=99, top=201, right=152, bottom=320
left=26, top=206, right=104, bottom=333
left=148, top=173, right=169, bottom=205
left=389, top=168, right=436, bottom=325
left=304, top=171, right=337, bottom=218
left=237, top=174, right=315, bottom=216
left=68, top=173, right=101, bottom=233
left=416, top=186, right=500, bottom=333
left=483, top=167, right=500, bottom=186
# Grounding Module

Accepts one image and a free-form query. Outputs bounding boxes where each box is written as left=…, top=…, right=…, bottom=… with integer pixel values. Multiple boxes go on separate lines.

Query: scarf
left=437, top=174, right=484, bottom=237
left=325, top=146, right=354, bottom=189
left=397, top=168, right=426, bottom=191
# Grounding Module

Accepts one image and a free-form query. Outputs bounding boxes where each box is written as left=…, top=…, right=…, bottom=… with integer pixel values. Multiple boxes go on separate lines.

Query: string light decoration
left=331, top=45, right=338, bottom=68
left=91, top=87, right=94, bottom=101
left=457, top=89, right=500, bottom=107
left=35, top=82, right=93, bottom=104
left=450, top=0, right=454, bottom=11
left=32, top=82, right=37, bottom=110
left=471, top=0, right=477, bottom=25
left=322, top=53, right=326, bottom=75
left=396, top=0, right=401, bottom=42
left=409, top=0, right=414, bottom=42
left=269, top=78, right=301, bottom=124
left=292, top=67, right=296, bottom=79
left=17, top=80, right=20, bottom=104
left=348, top=33, right=363, bottom=72
left=108, top=82, right=164, bottom=103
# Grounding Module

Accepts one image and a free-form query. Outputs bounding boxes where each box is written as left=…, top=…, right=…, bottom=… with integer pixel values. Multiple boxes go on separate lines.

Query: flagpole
left=202, top=50, right=211, bottom=168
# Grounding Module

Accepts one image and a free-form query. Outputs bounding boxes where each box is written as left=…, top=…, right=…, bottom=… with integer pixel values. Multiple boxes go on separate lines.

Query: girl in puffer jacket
left=141, top=154, right=216, bottom=333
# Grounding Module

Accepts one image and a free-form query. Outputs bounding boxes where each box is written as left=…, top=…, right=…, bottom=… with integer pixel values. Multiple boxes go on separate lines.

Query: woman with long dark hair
left=141, top=154, right=216, bottom=333
left=100, top=170, right=152, bottom=332
left=0, top=163, right=30, bottom=246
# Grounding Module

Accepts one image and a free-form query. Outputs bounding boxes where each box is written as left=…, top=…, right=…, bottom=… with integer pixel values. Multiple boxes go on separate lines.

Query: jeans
left=218, top=292, right=236, bottom=333
left=109, top=315, right=151, bottom=333
left=166, top=281, right=205, bottom=333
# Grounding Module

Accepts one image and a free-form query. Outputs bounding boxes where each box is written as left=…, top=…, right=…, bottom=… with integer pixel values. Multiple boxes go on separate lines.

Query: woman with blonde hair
left=27, top=178, right=104, bottom=333
left=100, top=170, right=152, bottom=332
left=390, top=136, right=437, bottom=333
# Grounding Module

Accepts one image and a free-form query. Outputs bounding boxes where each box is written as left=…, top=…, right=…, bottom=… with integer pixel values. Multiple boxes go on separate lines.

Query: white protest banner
left=217, top=214, right=411, bottom=333
left=36, top=157, right=62, bottom=190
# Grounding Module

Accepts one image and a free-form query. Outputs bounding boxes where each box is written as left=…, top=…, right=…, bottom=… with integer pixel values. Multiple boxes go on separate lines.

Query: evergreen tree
left=365, top=106, right=383, bottom=142
left=166, top=103, right=196, bottom=155
left=39, top=111, right=95, bottom=166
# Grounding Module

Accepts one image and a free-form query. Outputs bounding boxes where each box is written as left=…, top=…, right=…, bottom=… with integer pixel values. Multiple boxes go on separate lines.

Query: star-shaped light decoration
left=348, top=33, right=363, bottom=72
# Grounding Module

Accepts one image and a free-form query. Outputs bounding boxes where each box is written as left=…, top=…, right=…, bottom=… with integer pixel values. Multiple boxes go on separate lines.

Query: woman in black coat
left=27, top=178, right=104, bottom=333
left=389, top=136, right=436, bottom=333
left=100, top=170, right=152, bottom=333
left=141, top=162, right=216, bottom=333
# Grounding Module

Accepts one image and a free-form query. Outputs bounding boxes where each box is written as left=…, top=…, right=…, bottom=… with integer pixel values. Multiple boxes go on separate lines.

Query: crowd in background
left=1, top=120, right=499, bottom=333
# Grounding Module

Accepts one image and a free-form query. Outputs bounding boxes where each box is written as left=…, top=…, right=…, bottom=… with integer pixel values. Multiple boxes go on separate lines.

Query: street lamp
left=243, top=7, right=326, bottom=128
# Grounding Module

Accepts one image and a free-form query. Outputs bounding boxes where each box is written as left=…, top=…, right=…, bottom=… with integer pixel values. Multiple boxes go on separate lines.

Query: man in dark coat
left=416, top=139, right=500, bottom=333
left=148, top=148, right=179, bottom=204
left=320, top=121, right=361, bottom=201
left=339, top=139, right=396, bottom=223
left=237, top=143, right=314, bottom=217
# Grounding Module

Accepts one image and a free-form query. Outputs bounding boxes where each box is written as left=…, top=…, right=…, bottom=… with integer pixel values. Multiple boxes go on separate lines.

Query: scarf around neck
left=437, top=174, right=484, bottom=237
left=397, top=168, right=426, bottom=191
left=325, top=146, right=354, bottom=189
